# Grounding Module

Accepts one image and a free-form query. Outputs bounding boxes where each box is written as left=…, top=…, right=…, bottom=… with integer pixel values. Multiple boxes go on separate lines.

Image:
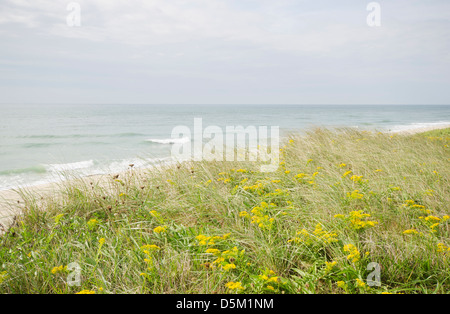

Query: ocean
left=0, top=104, right=449, bottom=190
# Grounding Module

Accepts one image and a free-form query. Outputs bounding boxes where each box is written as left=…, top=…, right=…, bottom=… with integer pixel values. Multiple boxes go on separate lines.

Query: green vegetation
left=0, top=128, right=449, bottom=294
left=418, top=127, right=450, bottom=137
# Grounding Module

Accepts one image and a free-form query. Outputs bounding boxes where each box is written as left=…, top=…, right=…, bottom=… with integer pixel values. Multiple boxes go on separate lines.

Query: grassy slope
left=0, top=128, right=449, bottom=294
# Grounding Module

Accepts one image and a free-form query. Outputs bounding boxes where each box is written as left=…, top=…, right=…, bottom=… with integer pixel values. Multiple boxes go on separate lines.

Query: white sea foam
left=45, top=160, right=95, bottom=172
left=145, top=137, right=190, bottom=144
left=0, top=157, right=176, bottom=191
left=386, top=121, right=450, bottom=133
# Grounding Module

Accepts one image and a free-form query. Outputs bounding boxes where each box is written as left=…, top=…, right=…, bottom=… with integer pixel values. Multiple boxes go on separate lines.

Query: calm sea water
left=0, top=104, right=449, bottom=190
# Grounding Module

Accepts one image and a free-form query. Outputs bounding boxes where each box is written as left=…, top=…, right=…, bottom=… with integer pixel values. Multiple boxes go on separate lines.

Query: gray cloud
left=1, top=0, right=449, bottom=104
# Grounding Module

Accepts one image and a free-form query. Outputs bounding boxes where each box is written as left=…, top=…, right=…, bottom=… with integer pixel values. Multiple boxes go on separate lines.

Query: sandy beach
left=390, top=123, right=450, bottom=135
left=0, top=169, right=147, bottom=233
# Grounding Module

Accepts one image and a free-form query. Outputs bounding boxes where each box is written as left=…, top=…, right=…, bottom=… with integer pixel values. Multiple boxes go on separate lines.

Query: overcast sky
left=1, top=0, right=449, bottom=105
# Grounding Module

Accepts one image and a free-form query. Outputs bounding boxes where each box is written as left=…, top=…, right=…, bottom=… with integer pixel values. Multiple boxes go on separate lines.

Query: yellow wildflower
left=222, top=263, right=237, bottom=271
left=87, top=219, right=99, bottom=229
left=325, top=261, right=337, bottom=273
left=51, top=265, right=67, bottom=275
left=141, top=244, right=160, bottom=251
left=205, top=248, right=221, bottom=255
left=342, top=170, right=352, bottom=177
left=0, top=271, right=8, bottom=284
left=343, top=244, right=360, bottom=263
left=154, top=226, right=167, bottom=233
left=76, top=290, right=96, bottom=294
left=355, top=278, right=366, bottom=288
left=337, top=281, right=347, bottom=290
left=225, top=281, right=244, bottom=291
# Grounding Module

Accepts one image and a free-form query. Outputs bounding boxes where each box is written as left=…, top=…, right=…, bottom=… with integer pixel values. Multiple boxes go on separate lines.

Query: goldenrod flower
left=76, top=290, right=96, bottom=294
left=141, top=244, right=160, bottom=251
left=343, top=244, right=360, bottom=263
left=225, top=281, right=244, bottom=291
left=342, top=170, right=352, bottom=177
left=239, top=211, right=249, bottom=218
left=205, top=248, right=220, bottom=255
left=355, top=278, right=366, bottom=288
left=87, top=219, right=99, bottom=229
left=337, top=281, right=347, bottom=290
left=0, top=271, right=8, bottom=284
left=346, top=190, right=364, bottom=200
left=154, top=226, right=167, bottom=233
left=324, top=261, right=337, bottom=273
left=266, top=276, right=278, bottom=283
left=222, top=263, right=236, bottom=271
left=51, top=265, right=68, bottom=275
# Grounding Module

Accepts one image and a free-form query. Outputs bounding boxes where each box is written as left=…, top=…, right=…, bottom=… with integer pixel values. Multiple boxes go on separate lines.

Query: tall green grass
left=0, top=128, right=449, bottom=294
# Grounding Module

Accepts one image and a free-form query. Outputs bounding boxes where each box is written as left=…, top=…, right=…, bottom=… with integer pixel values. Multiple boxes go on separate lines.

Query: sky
left=0, top=0, right=450, bottom=105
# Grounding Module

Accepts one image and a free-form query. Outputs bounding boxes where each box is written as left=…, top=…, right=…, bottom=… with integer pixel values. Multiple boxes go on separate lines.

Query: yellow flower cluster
left=204, top=245, right=244, bottom=271
left=241, top=201, right=275, bottom=229
left=294, top=171, right=318, bottom=186
left=337, top=281, right=347, bottom=290
left=334, top=210, right=378, bottom=230
left=343, top=244, right=360, bottom=263
left=419, top=215, right=449, bottom=233
left=346, top=190, right=364, bottom=200
left=324, top=261, right=337, bottom=273
left=243, top=182, right=265, bottom=194
left=437, top=243, right=450, bottom=255
left=312, top=224, right=339, bottom=244
left=225, top=281, right=244, bottom=291
left=222, top=263, right=237, bottom=271
left=403, top=229, right=422, bottom=235
left=149, top=210, right=165, bottom=224
left=51, top=265, right=68, bottom=275
left=141, top=244, right=161, bottom=251
left=355, top=278, right=366, bottom=288
left=87, top=218, right=99, bottom=229
left=342, top=170, right=353, bottom=177
left=76, top=290, right=96, bottom=294
left=0, top=271, right=8, bottom=284
left=196, top=233, right=231, bottom=246
left=288, top=228, right=311, bottom=244
left=141, top=244, right=161, bottom=274
left=258, top=269, right=280, bottom=291
left=154, top=226, right=167, bottom=234
left=401, top=200, right=431, bottom=214
left=288, top=224, right=338, bottom=245
left=217, top=177, right=231, bottom=183
left=349, top=175, right=367, bottom=184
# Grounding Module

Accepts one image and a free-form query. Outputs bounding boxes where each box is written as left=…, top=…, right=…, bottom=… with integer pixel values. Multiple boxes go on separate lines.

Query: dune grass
left=0, top=128, right=449, bottom=294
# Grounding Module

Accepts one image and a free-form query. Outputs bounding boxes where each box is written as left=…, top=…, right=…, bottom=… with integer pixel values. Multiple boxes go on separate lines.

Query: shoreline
left=1, top=124, right=449, bottom=232
left=0, top=167, right=153, bottom=233
left=388, top=123, right=450, bottom=135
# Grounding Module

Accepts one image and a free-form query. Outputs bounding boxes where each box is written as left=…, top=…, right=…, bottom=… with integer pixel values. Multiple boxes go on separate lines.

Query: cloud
left=0, top=0, right=449, bottom=104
